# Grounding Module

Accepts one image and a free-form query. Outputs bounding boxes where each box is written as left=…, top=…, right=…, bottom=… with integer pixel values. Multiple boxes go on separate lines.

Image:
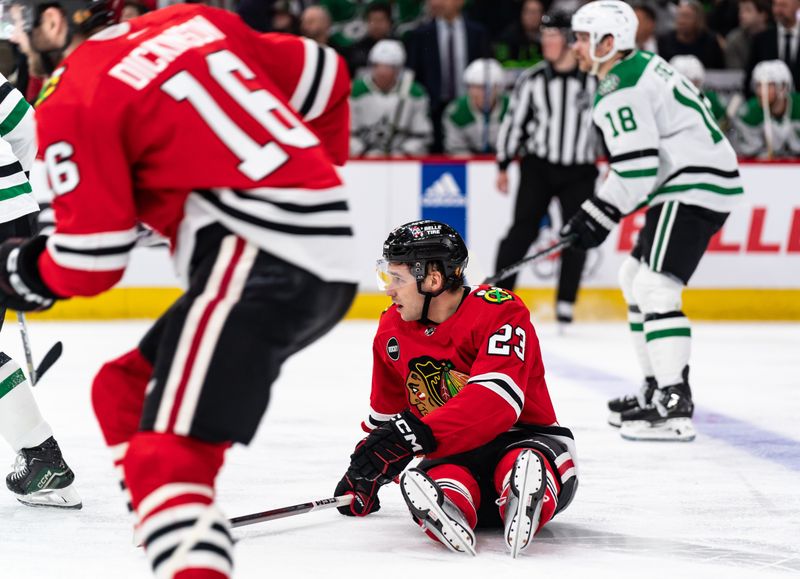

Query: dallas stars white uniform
left=594, top=51, right=743, bottom=216
left=350, top=72, right=433, bottom=156
left=0, top=74, right=38, bottom=221
left=731, top=93, right=800, bottom=158
left=443, top=94, right=509, bottom=155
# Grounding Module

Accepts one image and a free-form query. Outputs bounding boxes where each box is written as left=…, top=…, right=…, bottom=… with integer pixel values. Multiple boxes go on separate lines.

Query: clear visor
left=375, top=259, right=415, bottom=291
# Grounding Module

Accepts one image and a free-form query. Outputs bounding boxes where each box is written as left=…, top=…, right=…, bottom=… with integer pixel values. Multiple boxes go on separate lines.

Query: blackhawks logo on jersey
left=405, top=356, right=469, bottom=416
left=35, top=66, right=67, bottom=107
left=476, top=287, right=514, bottom=305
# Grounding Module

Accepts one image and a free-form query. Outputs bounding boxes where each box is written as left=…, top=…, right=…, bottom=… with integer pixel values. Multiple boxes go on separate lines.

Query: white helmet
left=752, top=59, right=794, bottom=91
left=368, top=40, right=406, bottom=67
left=463, top=59, right=506, bottom=87
left=571, top=0, right=638, bottom=67
left=670, top=55, right=705, bottom=87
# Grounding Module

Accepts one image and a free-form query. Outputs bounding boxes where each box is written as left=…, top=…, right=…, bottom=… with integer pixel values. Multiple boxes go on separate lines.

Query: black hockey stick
left=229, top=495, right=354, bottom=529
left=483, top=235, right=576, bottom=286
left=16, top=312, right=63, bottom=386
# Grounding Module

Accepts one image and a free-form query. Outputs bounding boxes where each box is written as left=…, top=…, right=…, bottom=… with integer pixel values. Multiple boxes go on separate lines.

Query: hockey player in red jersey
left=0, top=2, right=357, bottom=578
left=335, top=220, right=578, bottom=557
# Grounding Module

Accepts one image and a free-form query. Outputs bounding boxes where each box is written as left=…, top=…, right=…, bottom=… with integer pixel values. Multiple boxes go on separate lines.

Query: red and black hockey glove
left=0, top=236, right=59, bottom=312
left=561, top=197, right=622, bottom=250
left=334, top=473, right=382, bottom=517
left=347, top=410, right=436, bottom=485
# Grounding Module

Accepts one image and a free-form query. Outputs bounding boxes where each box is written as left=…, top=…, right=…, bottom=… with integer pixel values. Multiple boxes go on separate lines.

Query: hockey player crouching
left=562, top=1, right=743, bottom=441
left=335, top=220, right=578, bottom=557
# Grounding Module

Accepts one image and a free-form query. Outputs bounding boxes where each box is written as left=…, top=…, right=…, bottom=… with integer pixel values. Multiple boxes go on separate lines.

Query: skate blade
left=506, top=450, right=545, bottom=558
left=620, top=418, right=696, bottom=442
left=608, top=411, right=622, bottom=428
left=15, top=484, right=83, bottom=509
left=400, top=470, right=476, bottom=556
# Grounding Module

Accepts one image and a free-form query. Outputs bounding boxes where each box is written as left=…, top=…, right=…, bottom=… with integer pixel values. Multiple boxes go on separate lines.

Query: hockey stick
left=384, top=69, right=415, bottom=155
left=759, top=83, right=774, bottom=160
left=229, top=495, right=354, bottom=529
left=16, top=312, right=63, bottom=386
left=483, top=236, right=575, bottom=286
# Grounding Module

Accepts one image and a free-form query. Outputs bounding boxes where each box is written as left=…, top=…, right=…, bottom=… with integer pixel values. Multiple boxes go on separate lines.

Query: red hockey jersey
left=366, top=285, right=559, bottom=458
left=35, top=4, right=356, bottom=298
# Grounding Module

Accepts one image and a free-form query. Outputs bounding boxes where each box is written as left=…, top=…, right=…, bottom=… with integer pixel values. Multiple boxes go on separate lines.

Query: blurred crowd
left=0, top=0, right=797, bottom=158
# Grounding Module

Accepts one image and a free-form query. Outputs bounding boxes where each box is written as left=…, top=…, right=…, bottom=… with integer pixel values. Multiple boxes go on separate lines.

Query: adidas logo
left=422, top=173, right=465, bottom=208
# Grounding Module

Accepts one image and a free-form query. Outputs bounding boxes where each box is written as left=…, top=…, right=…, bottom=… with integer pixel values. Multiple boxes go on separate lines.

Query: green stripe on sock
left=629, top=322, right=644, bottom=331
left=0, top=99, right=30, bottom=136
left=0, top=368, right=26, bottom=398
left=645, top=328, right=692, bottom=342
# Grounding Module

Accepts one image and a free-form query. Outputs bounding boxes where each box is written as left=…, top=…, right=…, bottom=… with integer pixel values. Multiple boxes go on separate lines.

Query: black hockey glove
left=561, top=197, right=622, bottom=250
left=334, top=473, right=382, bottom=517
left=347, top=410, right=436, bottom=485
left=0, top=236, right=59, bottom=312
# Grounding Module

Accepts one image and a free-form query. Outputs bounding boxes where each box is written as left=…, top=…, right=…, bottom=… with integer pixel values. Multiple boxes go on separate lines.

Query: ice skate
left=400, top=469, right=476, bottom=556
left=499, top=449, right=546, bottom=558
left=6, top=437, right=82, bottom=509
left=607, top=376, right=657, bottom=427
left=619, top=383, right=696, bottom=442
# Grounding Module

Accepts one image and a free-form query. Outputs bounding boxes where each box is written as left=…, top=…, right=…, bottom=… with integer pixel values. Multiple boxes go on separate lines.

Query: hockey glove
left=347, top=410, right=436, bottom=485
left=561, top=197, right=622, bottom=250
left=0, top=236, right=58, bottom=312
left=334, top=473, right=382, bottom=517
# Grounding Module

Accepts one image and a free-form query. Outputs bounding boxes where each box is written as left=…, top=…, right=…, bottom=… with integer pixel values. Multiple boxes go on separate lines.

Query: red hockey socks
left=125, top=432, right=232, bottom=579
left=494, top=448, right=560, bottom=534
left=92, top=348, right=153, bottom=511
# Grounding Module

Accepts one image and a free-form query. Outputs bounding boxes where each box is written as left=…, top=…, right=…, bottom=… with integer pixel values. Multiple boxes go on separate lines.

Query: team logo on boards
left=387, top=337, right=400, bottom=361
left=405, top=356, right=468, bottom=416
left=476, top=287, right=514, bottom=304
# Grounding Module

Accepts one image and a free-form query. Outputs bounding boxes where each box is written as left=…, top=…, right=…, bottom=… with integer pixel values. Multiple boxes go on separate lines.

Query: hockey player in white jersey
left=443, top=58, right=509, bottom=155
left=732, top=60, right=800, bottom=158
left=350, top=40, right=433, bottom=156
left=562, top=0, right=744, bottom=442
left=0, top=73, right=80, bottom=507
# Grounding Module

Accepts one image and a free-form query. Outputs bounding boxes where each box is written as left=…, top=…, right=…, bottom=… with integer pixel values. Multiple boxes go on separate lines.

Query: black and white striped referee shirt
left=496, top=63, right=598, bottom=169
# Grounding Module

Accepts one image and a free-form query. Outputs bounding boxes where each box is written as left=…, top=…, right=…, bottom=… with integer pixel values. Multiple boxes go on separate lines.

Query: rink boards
left=29, top=159, right=800, bottom=321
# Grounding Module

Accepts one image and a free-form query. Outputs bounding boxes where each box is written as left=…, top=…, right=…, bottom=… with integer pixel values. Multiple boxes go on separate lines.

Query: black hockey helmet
left=541, top=9, right=572, bottom=31
left=381, top=220, right=468, bottom=296
left=71, top=0, right=124, bottom=35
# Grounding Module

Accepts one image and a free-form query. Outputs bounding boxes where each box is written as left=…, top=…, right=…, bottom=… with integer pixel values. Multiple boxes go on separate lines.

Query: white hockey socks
left=0, top=353, right=53, bottom=452
left=643, top=312, right=691, bottom=387
left=627, top=305, right=655, bottom=379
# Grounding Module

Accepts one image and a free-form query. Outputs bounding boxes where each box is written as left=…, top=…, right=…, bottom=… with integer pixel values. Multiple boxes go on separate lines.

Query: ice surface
left=0, top=319, right=798, bottom=578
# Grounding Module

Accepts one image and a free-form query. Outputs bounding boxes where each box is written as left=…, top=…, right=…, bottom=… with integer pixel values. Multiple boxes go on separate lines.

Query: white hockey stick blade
left=401, top=469, right=476, bottom=556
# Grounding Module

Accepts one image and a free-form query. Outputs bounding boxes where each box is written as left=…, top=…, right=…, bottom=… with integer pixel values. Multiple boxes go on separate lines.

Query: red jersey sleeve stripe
left=47, top=228, right=138, bottom=272
left=289, top=39, right=340, bottom=121
left=467, top=372, right=524, bottom=418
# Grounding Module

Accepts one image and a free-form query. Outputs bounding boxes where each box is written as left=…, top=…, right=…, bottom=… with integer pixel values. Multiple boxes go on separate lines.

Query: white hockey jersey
left=730, top=93, right=800, bottom=158
left=350, top=71, right=432, bottom=156
left=593, top=51, right=743, bottom=215
left=0, top=74, right=38, bottom=224
left=443, top=94, right=509, bottom=155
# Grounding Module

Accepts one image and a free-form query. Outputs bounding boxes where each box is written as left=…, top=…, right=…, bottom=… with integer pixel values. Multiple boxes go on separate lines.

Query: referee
left=494, top=11, right=598, bottom=325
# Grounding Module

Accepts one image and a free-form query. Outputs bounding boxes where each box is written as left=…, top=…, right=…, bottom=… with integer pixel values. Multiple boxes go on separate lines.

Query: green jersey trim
left=594, top=51, right=653, bottom=105
left=0, top=99, right=30, bottom=136
left=0, top=181, right=33, bottom=201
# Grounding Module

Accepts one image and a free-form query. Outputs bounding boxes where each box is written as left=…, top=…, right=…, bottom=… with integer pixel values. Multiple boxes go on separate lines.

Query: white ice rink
left=1, top=319, right=798, bottom=578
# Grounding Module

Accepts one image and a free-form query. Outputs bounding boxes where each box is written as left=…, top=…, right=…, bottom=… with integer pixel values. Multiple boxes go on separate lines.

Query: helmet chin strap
left=590, top=32, right=617, bottom=76
left=415, top=282, right=447, bottom=325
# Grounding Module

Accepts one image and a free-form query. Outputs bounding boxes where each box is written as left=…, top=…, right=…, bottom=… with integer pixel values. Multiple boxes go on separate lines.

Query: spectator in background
left=301, top=5, right=346, bottom=52
left=236, top=0, right=273, bottom=32
left=633, top=1, right=659, bottom=53
left=746, top=0, right=800, bottom=95
left=733, top=60, right=800, bottom=157
left=658, top=0, right=725, bottom=68
left=406, top=0, right=490, bottom=152
left=725, top=0, right=769, bottom=70
left=443, top=58, right=509, bottom=155
left=707, top=0, right=740, bottom=38
left=346, top=2, right=394, bottom=76
left=350, top=40, right=432, bottom=156
left=121, top=2, right=149, bottom=21
left=494, top=0, right=544, bottom=69
left=670, top=55, right=729, bottom=125
left=271, top=1, right=300, bottom=35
